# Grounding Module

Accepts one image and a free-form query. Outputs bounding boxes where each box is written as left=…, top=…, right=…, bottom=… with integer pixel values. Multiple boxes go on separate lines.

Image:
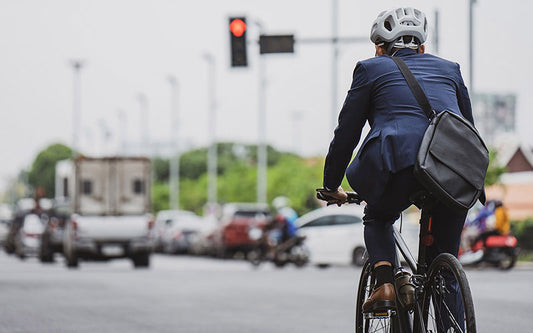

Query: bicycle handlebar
left=315, top=188, right=363, bottom=205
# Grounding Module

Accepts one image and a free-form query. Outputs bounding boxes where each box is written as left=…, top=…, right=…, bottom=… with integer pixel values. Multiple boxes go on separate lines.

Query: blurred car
left=14, top=214, right=45, bottom=259
left=153, top=210, right=198, bottom=252
left=297, top=205, right=419, bottom=268
left=159, top=212, right=204, bottom=254
left=296, top=205, right=366, bottom=267
left=188, top=216, right=218, bottom=256
left=39, top=199, right=71, bottom=263
left=210, top=203, right=272, bottom=258
left=4, top=198, right=38, bottom=254
left=0, top=219, right=10, bottom=246
left=0, top=204, right=13, bottom=246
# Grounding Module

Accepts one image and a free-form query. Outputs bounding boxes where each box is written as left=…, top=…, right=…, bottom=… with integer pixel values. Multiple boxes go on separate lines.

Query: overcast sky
left=1, top=0, right=532, bottom=193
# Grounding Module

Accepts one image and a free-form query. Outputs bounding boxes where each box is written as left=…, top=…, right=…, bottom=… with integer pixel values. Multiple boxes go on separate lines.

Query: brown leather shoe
left=362, top=283, right=396, bottom=313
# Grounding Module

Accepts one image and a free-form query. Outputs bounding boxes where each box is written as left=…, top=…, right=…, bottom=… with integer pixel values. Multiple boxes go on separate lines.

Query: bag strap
left=390, top=56, right=436, bottom=120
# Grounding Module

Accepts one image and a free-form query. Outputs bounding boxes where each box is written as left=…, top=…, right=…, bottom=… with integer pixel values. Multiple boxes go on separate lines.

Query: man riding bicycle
left=321, top=7, right=478, bottom=313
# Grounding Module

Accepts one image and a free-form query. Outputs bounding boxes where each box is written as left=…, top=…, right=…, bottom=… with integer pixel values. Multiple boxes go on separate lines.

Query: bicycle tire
left=422, top=253, right=476, bottom=333
left=355, top=260, right=401, bottom=333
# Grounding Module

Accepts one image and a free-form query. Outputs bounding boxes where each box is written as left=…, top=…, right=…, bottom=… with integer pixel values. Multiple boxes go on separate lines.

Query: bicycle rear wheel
left=422, top=253, right=476, bottom=333
left=355, top=260, right=400, bottom=333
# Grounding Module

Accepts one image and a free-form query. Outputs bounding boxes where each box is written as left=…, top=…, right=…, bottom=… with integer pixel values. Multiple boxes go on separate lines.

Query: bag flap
left=427, top=111, right=489, bottom=190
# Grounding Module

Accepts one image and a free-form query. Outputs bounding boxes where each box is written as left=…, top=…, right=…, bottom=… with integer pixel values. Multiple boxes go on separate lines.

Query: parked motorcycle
left=459, top=234, right=518, bottom=270
left=247, top=226, right=309, bottom=268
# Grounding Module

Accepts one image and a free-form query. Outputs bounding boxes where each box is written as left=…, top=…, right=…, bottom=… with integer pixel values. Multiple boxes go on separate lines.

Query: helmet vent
left=384, top=16, right=395, bottom=31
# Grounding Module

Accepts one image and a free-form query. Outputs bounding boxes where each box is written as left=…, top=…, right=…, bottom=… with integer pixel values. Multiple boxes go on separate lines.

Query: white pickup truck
left=56, top=157, right=154, bottom=268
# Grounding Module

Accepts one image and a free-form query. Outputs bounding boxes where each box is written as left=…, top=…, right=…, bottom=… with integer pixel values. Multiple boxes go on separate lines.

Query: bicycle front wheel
left=355, top=260, right=400, bottom=333
left=422, top=253, right=476, bottom=333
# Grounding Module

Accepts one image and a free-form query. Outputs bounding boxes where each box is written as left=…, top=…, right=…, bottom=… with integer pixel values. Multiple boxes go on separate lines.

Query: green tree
left=267, top=155, right=323, bottom=215
left=28, top=143, right=72, bottom=198
left=178, top=142, right=295, bottom=181
left=180, top=175, right=209, bottom=215
left=149, top=142, right=324, bottom=215
left=152, top=182, right=170, bottom=213
left=152, top=157, right=170, bottom=183
left=485, top=149, right=506, bottom=186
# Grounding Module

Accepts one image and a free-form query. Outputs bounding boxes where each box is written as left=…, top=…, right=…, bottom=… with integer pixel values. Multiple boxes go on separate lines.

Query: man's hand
left=324, top=187, right=348, bottom=206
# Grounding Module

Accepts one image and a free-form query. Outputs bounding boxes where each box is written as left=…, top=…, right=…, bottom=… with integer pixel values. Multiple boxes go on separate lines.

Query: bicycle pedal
left=364, top=309, right=395, bottom=319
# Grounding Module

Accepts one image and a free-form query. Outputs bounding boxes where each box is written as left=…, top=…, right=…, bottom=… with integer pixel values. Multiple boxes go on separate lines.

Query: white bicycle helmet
left=370, top=7, right=428, bottom=46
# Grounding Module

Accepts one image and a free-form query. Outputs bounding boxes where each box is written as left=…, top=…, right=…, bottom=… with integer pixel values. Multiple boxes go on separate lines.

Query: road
left=0, top=252, right=531, bottom=333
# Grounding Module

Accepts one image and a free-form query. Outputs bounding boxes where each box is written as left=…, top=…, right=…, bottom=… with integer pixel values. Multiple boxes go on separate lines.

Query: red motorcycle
left=459, top=233, right=518, bottom=270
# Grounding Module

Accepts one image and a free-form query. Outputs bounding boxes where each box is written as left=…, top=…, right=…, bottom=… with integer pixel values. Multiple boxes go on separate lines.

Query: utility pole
left=70, top=60, right=83, bottom=157
left=117, top=109, right=127, bottom=155
left=291, top=111, right=303, bottom=154
left=331, top=0, right=339, bottom=134
left=255, top=21, right=267, bottom=204
left=249, top=13, right=366, bottom=202
left=168, top=75, right=180, bottom=210
left=138, top=93, right=149, bottom=155
left=469, top=0, right=476, bottom=95
left=204, top=53, right=217, bottom=206
left=434, top=9, right=440, bottom=55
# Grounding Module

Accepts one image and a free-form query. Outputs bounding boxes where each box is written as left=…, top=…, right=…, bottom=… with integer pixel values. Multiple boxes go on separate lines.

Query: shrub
left=512, top=218, right=533, bottom=250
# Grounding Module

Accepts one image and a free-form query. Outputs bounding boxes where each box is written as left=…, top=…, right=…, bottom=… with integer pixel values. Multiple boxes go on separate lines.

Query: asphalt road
left=1, top=252, right=532, bottom=333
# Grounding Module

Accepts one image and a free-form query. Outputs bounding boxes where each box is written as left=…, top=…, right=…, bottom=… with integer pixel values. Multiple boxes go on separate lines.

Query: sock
left=374, top=265, right=394, bottom=287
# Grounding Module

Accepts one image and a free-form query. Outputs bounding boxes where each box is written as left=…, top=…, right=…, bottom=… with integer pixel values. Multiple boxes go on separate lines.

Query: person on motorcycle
left=272, top=196, right=298, bottom=243
left=475, top=200, right=511, bottom=246
left=493, top=200, right=510, bottom=236
left=254, top=198, right=298, bottom=261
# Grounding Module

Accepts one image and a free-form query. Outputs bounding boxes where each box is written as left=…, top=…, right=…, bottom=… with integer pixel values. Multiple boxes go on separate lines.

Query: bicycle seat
left=409, top=190, right=435, bottom=210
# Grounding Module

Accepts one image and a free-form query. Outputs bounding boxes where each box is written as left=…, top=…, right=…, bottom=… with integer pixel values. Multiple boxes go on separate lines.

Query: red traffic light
left=229, top=18, right=246, bottom=37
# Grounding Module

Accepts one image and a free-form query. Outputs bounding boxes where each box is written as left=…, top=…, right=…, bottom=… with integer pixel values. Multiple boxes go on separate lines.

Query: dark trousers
left=363, top=167, right=467, bottom=267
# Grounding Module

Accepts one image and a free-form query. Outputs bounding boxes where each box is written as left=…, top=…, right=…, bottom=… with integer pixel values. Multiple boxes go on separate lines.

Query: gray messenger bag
left=391, top=56, right=489, bottom=211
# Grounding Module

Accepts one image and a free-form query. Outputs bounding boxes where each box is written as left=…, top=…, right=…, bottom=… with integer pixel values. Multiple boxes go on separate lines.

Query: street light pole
left=117, top=109, right=127, bottom=155
left=203, top=53, right=217, bottom=206
left=138, top=93, right=149, bottom=155
left=331, top=0, right=339, bottom=134
left=255, top=21, right=267, bottom=204
left=70, top=60, right=83, bottom=157
left=291, top=111, right=303, bottom=154
left=469, top=0, right=476, bottom=95
left=168, top=76, right=180, bottom=210
left=434, top=9, right=440, bottom=55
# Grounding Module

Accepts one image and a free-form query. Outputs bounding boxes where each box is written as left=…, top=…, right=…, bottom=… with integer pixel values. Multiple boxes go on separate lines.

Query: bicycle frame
left=393, top=208, right=432, bottom=274
left=316, top=189, right=475, bottom=333
left=392, top=202, right=434, bottom=333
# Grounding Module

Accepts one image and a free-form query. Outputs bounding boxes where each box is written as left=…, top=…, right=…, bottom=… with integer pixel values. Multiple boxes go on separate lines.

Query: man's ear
left=418, top=45, right=425, bottom=54
left=375, top=45, right=387, bottom=56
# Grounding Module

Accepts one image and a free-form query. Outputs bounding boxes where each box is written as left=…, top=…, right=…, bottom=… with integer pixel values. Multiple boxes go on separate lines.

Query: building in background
left=473, top=93, right=516, bottom=147
left=486, top=143, right=533, bottom=220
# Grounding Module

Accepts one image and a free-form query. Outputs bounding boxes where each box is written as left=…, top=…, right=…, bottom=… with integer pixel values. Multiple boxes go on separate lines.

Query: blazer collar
left=391, top=48, right=417, bottom=57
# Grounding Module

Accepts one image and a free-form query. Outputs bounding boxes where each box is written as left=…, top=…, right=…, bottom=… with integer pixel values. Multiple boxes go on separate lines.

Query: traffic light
left=229, top=17, right=247, bottom=67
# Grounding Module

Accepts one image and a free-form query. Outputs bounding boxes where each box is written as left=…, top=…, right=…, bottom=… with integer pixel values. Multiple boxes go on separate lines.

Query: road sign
left=259, top=35, right=295, bottom=54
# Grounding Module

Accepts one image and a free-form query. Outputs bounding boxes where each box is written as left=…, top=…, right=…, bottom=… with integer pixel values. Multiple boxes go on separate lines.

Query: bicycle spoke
left=428, top=289, right=464, bottom=333
left=356, top=260, right=398, bottom=333
left=423, top=254, right=476, bottom=333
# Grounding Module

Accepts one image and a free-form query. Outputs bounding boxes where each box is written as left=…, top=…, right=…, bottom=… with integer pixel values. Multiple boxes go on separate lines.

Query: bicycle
left=316, top=189, right=476, bottom=333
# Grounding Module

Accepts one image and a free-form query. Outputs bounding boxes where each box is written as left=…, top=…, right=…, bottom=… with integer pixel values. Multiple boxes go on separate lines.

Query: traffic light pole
left=469, top=0, right=476, bottom=96
left=168, top=75, right=180, bottom=210
left=70, top=60, right=83, bottom=158
left=331, top=0, right=339, bottom=135
left=204, top=53, right=218, bottom=206
left=256, top=21, right=267, bottom=204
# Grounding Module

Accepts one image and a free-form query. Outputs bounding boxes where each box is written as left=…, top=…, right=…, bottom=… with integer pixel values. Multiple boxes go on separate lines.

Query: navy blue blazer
left=323, top=48, right=474, bottom=205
